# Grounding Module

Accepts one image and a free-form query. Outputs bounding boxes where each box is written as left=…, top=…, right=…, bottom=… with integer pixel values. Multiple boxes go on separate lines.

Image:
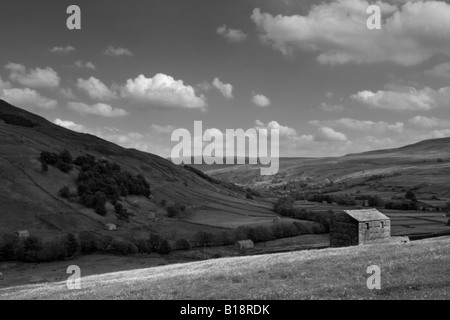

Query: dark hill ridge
left=345, top=137, right=450, bottom=157
left=0, top=100, right=258, bottom=240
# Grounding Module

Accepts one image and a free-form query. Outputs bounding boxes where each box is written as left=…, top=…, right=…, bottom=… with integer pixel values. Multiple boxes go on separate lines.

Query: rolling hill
left=197, top=137, right=450, bottom=199
left=0, top=100, right=287, bottom=241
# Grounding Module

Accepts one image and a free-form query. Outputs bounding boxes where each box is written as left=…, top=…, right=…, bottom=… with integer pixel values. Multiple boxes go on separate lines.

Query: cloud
left=252, top=93, right=271, bottom=107
left=251, top=1, right=450, bottom=65
left=351, top=86, right=450, bottom=111
left=150, top=124, right=176, bottom=134
left=104, top=46, right=134, bottom=57
left=54, top=118, right=86, bottom=132
left=67, top=101, right=128, bottom=117
left=0, top=77, right=11, bottom=89
left=77, top=77, right=117, bottom=101
left=318, top=102, right=345, bottom=112
left=310, top=118, right=404, bottom=133
left=254, top=120, right=298, bottom=138
left=74, top=61, right=96, bottom=70
left=59, top=88, right=76, bottom=99
left=121, top=73, right=207, bottom=109
left=0, top=87, right=57, bottom=109
left=409, top=116, right=450, bottom=128
left=212, top=78, right=233, bottom=99
left=49, top=45, right=76, bottom=54
left=217, top=25, right=247, bottom=42
left=315, top=127, right=348, bottom=142
left=6, top=63, right=60, bottom=88
left=425, top=63, right=450, bottom=78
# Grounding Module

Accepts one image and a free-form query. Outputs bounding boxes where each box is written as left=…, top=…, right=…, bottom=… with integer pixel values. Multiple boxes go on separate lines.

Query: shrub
left=115, top=202, right=130, bottom=222
left=157, top=239, right=172, bottom=254
left=368, top=195, right=384, bottom=207
left=16, top=236, right=43, bottom=262
left=134, top=238, right=150, bottom=253
left=58, top=186, right=71, bottom=199
left=160, top=199, right=167, bottom=207
left=175, top=238, right=191, bottom=250
left=78, top=231, right=98, bottom=253
left=405, top=190, right=416, bottom=200
left=107, top=239, right=131, bottom=255
left=38, top=240, right=67, bottom=262
left=166, top=202, right=186, bottom=217
left=194, top=231, right=215, bottom=247
left=218, top=231, right=234, bottom=246
left=0, top=234, right=19, bottom=261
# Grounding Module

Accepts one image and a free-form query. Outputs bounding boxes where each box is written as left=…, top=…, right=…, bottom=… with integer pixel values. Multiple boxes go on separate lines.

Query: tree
left=58, top=186, right=71, bottom=199
left=115, top=202, right=130, bottom=222
left=148, top=233, right=162, bottom=252
left=368, top=195, right=384, bottom=207
left=194, top=231, right=214, bottom=247
left=157, top=239, right=172, bottom=254
left=175, top=238, right=191, bottom=250
left=444, top=202, right=450, bottom=213
left=65, top=233, right=80, bottom=257
left=405, top=190, right=416, bottom=200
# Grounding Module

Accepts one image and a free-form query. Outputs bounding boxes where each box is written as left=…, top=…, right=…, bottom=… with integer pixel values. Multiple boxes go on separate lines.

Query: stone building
left=236, top=239, right=254, bottom=251
left=330, top=209, right=390, bottom=247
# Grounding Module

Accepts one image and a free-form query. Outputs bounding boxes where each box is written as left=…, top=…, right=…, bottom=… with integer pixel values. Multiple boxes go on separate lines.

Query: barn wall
left=358, top=219, right=390, bottom=244
left=330, top=213, right=359, bottom=247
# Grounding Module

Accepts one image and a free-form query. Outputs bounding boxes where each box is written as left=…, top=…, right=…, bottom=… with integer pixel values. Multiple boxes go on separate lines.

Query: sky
left=1, top=0, right=450, bottom=158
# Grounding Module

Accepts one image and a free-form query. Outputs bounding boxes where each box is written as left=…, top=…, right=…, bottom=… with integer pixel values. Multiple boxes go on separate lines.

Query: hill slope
left=199, top=137, right=450, bottom=199
left=1, top=236, right=449, bottom=299
left=0, top=100, right=280, bottom=241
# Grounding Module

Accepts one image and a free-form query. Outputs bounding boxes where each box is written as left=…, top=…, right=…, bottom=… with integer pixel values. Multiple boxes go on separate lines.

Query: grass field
left=1, top=236, right=449, bottom=300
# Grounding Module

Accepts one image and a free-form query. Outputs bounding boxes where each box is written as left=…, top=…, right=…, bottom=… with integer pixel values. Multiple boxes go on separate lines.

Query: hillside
left=1, top=236, right=449, bottom=299
left=0, top=100, right=287, bottom=242
left=198, top=138, right=450, bottom=199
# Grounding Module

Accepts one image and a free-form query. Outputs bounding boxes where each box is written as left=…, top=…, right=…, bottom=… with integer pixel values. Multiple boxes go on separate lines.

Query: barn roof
left=343, top=209, right=389, bottom=222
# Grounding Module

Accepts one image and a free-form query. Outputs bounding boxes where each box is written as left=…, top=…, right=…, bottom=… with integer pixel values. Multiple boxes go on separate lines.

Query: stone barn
left=17, top=230, right=29, bottom=239
left=330, top=209, right=390, bottom=247
left=236, top=239, right=254, bottom=251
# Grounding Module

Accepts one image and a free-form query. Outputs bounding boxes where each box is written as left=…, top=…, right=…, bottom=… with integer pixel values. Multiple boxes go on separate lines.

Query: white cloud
left=315, top=127, right=348, bottom=142
left=6, top=63, right=60, bottom=88
left=0, top=77, right=11, bottom=89
left=252, top=93, right=271, bottom=107
left=351, top=86, right=450, bottom=111
left=59, top=88, right=76, bottom=99
left=251, top=1, right=450, bottom=65
left=318, top=102, right=345, bottom=112
left=409, top=116, right=450, bottom=128
left=49, top=45, right=75, bottom=54
left=104, top=46, right=134, bottom=57
left=212, top=78, right=233, bottom=99
left=67, top=101, right=128, bottom=117
left=121, top=73, right=207, bottom=109
left=217, top=25, right=247, bottom=42
left=77, top=77, right=117, bottom=101
left=54, top=118, right=86, bottom=132
left=425, top=63, right=450, bottom=78
left=150, top=124, right=176, bottom=134
left=74, top=61, right=96, bottom=70
left=254, top=120, right=298, bottom=137
left=0, top=87, right=57, bottom=109
left=310, top=118, right=404, bottom=133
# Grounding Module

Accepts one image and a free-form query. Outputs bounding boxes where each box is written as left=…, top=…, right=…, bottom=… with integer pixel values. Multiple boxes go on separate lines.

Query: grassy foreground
left=1, top=237, right=449, bottom=300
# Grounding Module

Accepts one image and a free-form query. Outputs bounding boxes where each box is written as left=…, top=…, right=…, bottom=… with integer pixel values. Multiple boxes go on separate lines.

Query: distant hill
left=345, top=137, right=450, bottom=157
left=195, top=135, right=450, bottom=198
